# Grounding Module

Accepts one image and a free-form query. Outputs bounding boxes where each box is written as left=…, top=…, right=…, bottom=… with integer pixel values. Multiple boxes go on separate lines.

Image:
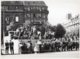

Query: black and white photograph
left=1, top=0, right=80, bottom=56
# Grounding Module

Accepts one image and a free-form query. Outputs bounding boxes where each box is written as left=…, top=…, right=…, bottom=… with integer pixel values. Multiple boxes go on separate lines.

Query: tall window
left=5, top=17, right=9, bottom=24
left=36, top=7, right=41, bottom=11
left=31, top=13, right=33, bottom=18
left=42, top=14, right=46, bottom=18
left=42, top=7, right=45, bottom=10
left=36, top=13, right=41, bottom=18
left=26, top=14, right=30, bottom=18
left=2, top=6, right=8, bottom=10
left=42, top=7, right=47, bottom=11
left=27, top=7, right=30, bottom=11
left=15, top=16, right=19, bottom=22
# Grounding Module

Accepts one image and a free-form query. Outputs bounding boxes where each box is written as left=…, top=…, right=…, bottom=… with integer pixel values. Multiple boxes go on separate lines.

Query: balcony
left=2, top=9, right=24, bottom=13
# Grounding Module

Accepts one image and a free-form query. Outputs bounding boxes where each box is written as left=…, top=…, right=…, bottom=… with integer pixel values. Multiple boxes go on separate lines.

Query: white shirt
left=37, top=40, right=42, bottom=45
left=26, top=43, right=30, bottom=48
left=4, top=35, right=11, bottom=43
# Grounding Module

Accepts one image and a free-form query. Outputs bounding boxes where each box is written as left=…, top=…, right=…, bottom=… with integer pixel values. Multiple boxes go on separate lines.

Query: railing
left=2, top=10, right=24, bottom=12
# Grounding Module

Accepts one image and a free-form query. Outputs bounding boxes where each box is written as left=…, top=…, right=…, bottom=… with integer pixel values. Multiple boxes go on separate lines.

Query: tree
left=49, top=26, right=56, bottom=32
left=54, top=24, right=66, bottom=38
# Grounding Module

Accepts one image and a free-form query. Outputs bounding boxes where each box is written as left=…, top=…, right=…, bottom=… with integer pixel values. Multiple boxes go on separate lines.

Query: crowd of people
left=19, top=32, right=79, bottom=54
left=12, top=24, right=54, bottom=40
left=5, top=39, right=14, bottom=54
left=3, top=24, right=79, bottom=54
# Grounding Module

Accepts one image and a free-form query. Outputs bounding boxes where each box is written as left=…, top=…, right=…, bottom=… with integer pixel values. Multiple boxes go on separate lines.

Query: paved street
left=1, top=51, right=80, bottom=59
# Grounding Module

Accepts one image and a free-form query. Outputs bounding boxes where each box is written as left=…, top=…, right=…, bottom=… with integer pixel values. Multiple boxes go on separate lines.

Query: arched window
left=15, top=16, right=19, bottom=22
left=5, top=17, right=9, bottom=24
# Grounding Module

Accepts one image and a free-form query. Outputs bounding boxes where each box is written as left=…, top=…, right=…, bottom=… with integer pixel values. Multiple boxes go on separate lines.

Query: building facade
left=1, top=1, right=49, bottom=44
left=63, top=14, right=80, bottom=35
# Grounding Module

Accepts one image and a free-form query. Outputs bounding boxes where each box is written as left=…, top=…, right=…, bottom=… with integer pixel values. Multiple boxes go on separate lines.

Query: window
left=36, top=14, right=41, bottom=18
left=39, top=7, right=41, bottom=11
left=42, top=7, right=47, bottom=11
left=26, top=14, right=30, bottom=18
left=15, top=16, right=19, bottom=22
left=42, top=7, right=45, bottom=10
left=8, top=6, right=15, bottom=10
left=31, top=13, right=33, bottom=18
left=37, top=7, right=41, bottom=11
left=15, top=6, right=22, bottom=10
left=5, top=17, right=9, bottom=24
left=2, top=6, right=8, bottom=10
left=16, top=6, right=18, bottom=9
left=31, top=7, right=36, bottom=10
left=27, top=7, right=30, bottom=11
left=42, top=14, right=46, bottom=18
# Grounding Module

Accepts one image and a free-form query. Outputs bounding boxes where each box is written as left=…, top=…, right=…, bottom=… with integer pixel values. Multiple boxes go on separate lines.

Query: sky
left=1, top=0, right=80, bottom=26
left=43, top=0, right=80, bottom=25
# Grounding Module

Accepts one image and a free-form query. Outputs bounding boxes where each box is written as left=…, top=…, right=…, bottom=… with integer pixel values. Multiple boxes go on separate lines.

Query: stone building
left=63, top=14, right=80, bottom=35
left=1, top=1, right=49, bottom=44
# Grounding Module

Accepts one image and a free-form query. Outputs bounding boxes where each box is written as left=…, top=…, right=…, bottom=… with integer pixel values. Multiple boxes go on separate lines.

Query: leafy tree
left=54, top=24, right=66, bottom=38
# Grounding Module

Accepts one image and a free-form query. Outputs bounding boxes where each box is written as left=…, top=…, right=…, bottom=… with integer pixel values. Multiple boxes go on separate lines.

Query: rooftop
left=2, top=1, right=47, bottom=6
left=23, top=1, right=47, bottom=6
left=1, top=1, right=23, bottom=6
